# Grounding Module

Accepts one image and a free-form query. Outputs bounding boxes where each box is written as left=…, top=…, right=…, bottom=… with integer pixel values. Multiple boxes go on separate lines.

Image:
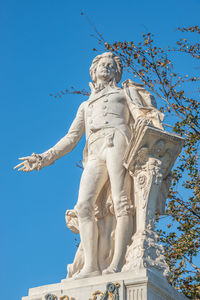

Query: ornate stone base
left=123, top=230, right=170, bottom=277
left=22, top=268, right=188, bottom=300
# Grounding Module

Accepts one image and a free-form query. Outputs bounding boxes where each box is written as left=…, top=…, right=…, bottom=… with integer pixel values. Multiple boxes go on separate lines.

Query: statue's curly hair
left=90, top=52, right=123, bottom=84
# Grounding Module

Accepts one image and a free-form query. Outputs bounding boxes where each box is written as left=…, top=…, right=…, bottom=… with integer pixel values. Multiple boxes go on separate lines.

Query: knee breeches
left=75, top=129, right=132, bottom=218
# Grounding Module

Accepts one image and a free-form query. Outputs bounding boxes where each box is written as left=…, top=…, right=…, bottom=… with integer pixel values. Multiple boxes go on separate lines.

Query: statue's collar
left=88, top=86, right=121, bottom=104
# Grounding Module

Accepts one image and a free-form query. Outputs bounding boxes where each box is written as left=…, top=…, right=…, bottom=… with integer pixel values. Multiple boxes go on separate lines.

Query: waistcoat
left=84, top=87, right=131, bottom=141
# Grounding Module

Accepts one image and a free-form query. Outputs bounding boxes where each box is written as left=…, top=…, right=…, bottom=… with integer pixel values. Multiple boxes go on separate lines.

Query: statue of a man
left=14, top=52, right=164, bottom=279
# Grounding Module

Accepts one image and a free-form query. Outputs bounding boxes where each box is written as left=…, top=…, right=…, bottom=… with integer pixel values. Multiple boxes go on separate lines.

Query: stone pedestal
left=22, top=268, right=188, bottom=300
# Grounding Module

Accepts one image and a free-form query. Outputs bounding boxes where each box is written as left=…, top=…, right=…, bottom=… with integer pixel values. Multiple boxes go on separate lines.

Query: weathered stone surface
left=22, top=268, right=188, bottom=300
left=15, top=52, right=184, bottom=286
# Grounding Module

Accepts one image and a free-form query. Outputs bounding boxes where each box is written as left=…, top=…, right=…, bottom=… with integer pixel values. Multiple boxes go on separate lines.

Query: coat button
left=103, top=105, right=107, bottom=109
left=104, top=98, right=108, bottom=102
left=103, top=112, right=107, bottom=116
left=89, top=119, right=93, bottom=124
left=104, top=121, right=109, bottom=124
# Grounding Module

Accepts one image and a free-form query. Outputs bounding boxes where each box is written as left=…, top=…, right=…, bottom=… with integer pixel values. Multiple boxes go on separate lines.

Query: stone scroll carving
left=89, top=282, right=120, bottom=300
left=45, top=295, right=58, bottom=300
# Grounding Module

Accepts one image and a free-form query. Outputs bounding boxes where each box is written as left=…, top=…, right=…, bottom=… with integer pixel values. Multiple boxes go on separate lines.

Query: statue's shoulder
left=78, top=100, right=88, bottom=112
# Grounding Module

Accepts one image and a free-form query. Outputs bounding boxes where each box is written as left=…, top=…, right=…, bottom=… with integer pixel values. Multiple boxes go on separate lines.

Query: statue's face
left=95, top=57, right=117, bottom=82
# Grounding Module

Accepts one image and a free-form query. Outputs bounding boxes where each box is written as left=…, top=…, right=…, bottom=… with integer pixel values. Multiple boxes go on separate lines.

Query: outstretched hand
left=14, top=153, right=42, bottom=172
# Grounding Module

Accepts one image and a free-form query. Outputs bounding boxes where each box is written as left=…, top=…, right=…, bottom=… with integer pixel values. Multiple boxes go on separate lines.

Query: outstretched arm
left=14, top=102, right=86, bottom=172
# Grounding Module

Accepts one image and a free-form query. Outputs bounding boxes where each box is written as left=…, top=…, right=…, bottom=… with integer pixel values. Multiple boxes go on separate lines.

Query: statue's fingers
left=19, top=156, right=31, bottom=161
left=29, top=165, right=36, bottom=171
left=18, top=166, right=27, bottom=171
left=14, top=162, right=24, bottom=170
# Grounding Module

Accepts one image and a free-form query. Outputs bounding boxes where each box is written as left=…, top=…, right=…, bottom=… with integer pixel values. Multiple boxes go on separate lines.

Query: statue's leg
left=74, top=158, right=107, bottom=279
left=103, top=131, right=133, bottom=274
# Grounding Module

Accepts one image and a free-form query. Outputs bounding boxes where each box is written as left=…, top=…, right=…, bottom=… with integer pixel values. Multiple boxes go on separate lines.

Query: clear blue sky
left=1, top=0, right=199, bottom=299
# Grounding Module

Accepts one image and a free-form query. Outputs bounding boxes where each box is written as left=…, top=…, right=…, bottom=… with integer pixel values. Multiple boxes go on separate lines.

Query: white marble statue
left=14, top=52, right=184, bottom=280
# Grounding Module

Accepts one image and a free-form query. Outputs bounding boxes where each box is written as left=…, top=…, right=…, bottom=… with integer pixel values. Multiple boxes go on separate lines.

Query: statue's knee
left=114, top=196, right=132, bottom=217
left=75, top=202, right=93, bottom=219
